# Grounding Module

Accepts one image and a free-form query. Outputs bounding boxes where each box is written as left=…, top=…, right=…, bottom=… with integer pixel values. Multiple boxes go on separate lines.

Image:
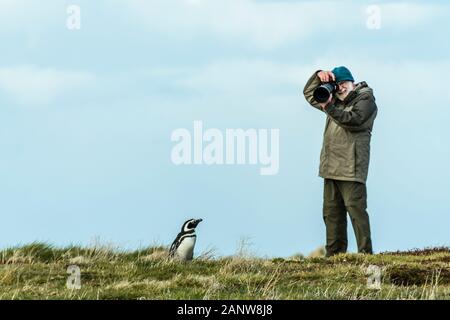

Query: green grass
left=0, top=242, right=449, bottom=300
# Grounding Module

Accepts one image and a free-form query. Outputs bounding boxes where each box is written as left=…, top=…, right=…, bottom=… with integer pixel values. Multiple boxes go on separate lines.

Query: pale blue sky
left=0, top=0, right=449, bottom=257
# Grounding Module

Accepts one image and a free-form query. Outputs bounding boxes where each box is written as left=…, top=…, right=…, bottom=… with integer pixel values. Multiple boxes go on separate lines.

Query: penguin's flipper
left=169, top=232, right=182, bottom=257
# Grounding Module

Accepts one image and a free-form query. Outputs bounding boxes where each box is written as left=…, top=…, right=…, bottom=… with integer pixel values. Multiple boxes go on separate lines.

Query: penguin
left=169, top=218, right=203, bottom=261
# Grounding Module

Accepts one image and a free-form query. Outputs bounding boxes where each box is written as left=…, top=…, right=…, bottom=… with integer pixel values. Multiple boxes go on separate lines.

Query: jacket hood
left=344, top=81, right=373, bottom=103
left=356, top=81, right=373, bottom=95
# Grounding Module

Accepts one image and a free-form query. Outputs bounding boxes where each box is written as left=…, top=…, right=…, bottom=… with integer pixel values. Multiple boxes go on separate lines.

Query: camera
left=313, top=82, right=337, bottom=103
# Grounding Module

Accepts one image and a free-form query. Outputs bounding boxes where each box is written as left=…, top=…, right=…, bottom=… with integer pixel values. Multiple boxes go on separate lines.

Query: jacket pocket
left=326, top=141, right=355, bottom=177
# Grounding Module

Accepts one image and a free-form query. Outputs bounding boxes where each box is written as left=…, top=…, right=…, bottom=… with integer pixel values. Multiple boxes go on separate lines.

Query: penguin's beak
left=194, top=219, right=203, bottom=226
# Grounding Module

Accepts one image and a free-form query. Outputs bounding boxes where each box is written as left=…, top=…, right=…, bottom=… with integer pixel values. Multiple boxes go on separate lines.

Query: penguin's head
left=182, top=218, right=203, bottom=232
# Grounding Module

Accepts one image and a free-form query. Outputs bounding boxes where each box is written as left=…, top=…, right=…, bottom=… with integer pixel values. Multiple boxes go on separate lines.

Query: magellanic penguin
left=169, top=218, right=203, bottom=261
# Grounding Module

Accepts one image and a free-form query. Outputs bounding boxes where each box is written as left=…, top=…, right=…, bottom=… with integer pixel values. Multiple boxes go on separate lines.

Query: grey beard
left=336, top=84, right=355, bottom=101
left=336, top=92, right=347, bottom=101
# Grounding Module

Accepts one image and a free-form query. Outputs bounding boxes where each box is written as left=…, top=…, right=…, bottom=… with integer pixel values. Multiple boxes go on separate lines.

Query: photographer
left=303, top=66, right=378, bottom=257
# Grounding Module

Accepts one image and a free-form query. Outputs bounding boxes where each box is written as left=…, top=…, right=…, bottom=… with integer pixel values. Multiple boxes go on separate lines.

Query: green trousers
left=323, top=179, right=373, bottom=257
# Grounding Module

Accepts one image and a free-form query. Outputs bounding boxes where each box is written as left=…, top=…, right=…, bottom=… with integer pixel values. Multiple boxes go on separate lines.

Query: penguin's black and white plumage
left=169, top=218, right=203, bottom=261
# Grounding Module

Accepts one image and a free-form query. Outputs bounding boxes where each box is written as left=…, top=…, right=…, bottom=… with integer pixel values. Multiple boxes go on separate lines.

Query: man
left=303, top=66, right=377, bottom=257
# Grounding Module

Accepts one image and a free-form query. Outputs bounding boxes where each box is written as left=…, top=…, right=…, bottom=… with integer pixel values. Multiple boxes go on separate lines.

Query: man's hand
left=317, top=70, right=335, bottom=83
left=317, top=70, right=335, bottom=110
left=319, top=94, right=333, bottom=110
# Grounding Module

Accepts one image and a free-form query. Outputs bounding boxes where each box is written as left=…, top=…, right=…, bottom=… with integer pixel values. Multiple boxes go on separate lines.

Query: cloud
left=0, top=0, right=61, bottom=32
left=109, top=0, right=355, bottom=49
left=109, top=0, right=450, bottom=49
left=172, top=60, right=308, bottom=95
left=0, top=66, right=96, bottom=106
left=379, top=2, right=448, bottom=28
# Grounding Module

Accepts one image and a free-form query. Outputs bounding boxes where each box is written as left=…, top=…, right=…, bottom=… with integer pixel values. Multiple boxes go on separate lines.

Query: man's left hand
left=319, top=94, right=333, bottom=110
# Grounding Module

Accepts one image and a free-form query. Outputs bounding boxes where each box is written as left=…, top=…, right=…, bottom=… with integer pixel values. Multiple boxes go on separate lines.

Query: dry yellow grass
left=0, top=243, right=449, bottom=300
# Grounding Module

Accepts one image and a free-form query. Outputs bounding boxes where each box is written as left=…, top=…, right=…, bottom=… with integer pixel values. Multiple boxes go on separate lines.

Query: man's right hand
left=317, top=70, right=335, bottom=83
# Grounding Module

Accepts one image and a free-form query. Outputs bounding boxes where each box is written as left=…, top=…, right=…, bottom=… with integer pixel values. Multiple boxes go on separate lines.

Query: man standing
left=303, top=66, right=377, bottom=257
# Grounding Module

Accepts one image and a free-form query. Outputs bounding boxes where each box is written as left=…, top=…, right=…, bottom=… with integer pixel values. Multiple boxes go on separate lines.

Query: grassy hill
left=0, top=243, right=449, bottom=299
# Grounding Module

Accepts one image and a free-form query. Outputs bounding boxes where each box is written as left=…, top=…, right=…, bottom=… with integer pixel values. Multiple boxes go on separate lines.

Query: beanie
left=332, top=66, right=354, bottom=82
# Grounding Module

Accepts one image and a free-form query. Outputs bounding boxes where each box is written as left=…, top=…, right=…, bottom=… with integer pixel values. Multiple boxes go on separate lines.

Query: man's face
left=336, top=81, right=355, bottom=101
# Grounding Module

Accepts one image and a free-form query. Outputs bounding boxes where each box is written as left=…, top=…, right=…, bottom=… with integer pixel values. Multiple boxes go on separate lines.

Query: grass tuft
left=0, top=244, right=449, bottom=300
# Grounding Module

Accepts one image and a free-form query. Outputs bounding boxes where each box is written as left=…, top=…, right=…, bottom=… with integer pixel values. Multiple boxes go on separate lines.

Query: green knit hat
left=332, top=66, right=354, bottom=83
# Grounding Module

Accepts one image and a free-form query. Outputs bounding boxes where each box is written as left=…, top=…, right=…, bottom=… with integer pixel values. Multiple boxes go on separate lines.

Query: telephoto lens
left=313, top=82, right=337, bottom=103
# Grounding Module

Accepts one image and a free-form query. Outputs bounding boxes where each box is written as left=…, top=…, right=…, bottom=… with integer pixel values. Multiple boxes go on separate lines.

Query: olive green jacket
left=303, top=71, right=378, bottom=184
